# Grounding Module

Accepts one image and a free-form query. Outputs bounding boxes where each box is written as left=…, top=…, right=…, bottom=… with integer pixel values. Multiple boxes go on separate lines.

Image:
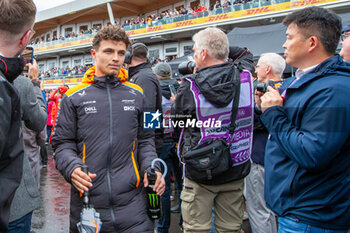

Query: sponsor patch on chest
left=124, top=105, right=136, bottom=111
left=85, top=106, right=97, bottom=114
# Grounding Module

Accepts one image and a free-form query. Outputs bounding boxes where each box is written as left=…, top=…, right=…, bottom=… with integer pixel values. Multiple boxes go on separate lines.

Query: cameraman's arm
left=13, top=75, right=47, bottom=132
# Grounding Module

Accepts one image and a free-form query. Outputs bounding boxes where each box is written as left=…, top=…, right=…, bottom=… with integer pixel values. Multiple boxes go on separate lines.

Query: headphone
left=124, top=42, right=148, bottom=65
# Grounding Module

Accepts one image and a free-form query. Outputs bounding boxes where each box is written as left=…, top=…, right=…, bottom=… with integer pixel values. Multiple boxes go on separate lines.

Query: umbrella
left=77, top=163, right=102, bottom=233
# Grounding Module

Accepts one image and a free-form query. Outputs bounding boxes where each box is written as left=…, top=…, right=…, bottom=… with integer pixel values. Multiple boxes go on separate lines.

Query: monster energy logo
left=148, top=193, right=159, bottom=208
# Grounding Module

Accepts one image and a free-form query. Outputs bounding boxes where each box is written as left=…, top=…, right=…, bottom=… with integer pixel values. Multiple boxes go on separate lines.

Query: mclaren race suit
left=52, top=67, right=159, bottom=232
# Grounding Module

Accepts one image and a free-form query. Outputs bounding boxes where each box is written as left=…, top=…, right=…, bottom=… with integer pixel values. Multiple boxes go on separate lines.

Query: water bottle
left=146, top=168, right=161, bottom=220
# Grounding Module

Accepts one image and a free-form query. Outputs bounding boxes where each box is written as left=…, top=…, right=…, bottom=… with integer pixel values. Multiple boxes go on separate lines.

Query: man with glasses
left=0, top=0, right=37, bottom=231
left=255, top=6, right=350, bottom=232
left=340, top=24, right=350, bottom=62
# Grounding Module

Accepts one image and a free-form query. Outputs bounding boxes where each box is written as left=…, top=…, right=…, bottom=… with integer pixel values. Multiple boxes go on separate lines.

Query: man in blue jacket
left=256, top=6, right=350, bottom=232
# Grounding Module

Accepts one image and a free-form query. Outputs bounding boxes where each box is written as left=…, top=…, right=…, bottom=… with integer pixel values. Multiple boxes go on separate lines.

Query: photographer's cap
left=342, top=24, right=350, bottom=32
left=153, top=62, right=172, bottom=77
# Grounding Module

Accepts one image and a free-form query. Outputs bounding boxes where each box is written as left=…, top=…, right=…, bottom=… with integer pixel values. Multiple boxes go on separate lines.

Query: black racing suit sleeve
left=0, top=81, right=11, bottom=161
left=52, top=95, right=83, bottom=183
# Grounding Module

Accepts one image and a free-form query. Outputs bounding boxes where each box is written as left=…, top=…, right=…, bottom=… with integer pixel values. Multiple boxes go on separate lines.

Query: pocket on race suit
left=180, top=187, right=200, bottom=226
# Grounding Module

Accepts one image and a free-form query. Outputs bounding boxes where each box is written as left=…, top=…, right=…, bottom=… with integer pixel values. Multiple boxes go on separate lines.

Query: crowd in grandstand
left=31, top=0, right=255, bottom=45
left=39, top=64, right=93, bottom=78
left=39, top=56, right=180, bottom=79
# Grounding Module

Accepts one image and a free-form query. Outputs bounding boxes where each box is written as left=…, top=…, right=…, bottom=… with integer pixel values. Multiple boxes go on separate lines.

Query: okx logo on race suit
left=143, top=110, right=161, bottom=129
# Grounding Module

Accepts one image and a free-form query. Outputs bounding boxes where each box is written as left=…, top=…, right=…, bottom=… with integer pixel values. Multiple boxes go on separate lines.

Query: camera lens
left=178, top=61, right=196, bottom=75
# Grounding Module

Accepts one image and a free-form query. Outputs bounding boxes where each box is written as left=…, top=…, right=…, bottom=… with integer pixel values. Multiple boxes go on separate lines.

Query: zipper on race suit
left=106, top=76, right=118, bottom=232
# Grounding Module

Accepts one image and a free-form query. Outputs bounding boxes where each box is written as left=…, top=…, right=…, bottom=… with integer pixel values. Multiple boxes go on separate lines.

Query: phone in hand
left=21, top=47, right=34, bottom=72
left=169, top=84, right=176, bottom=96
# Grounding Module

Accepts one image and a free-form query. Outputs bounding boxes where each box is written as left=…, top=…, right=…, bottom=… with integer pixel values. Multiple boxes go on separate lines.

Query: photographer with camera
left=173, top=27, right=254, bottom=232
left=246, top=53, right=285, bottom=233
left=254, top=53, right=285, bottom=111
left=256, top=7, right=350, bottom=232
left=0, top=0, right=37, bottom=231
left=10, top=58, right=47, bottom=233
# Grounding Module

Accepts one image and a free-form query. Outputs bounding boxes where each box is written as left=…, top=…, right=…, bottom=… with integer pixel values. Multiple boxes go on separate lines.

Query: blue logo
left=143, top=110, right=161, bottom=129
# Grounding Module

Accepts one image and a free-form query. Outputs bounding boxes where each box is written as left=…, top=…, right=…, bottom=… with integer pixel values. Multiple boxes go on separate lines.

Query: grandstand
left=33, top=0, right=350, bottom=88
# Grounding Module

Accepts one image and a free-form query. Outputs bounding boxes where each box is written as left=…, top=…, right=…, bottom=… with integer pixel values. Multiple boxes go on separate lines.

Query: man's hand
left=27, top=59, right=38, bottom=80
left=170, top=92, right=175, bottom=104
left=71, top=167, right=97, bottom=193
left=143, top=171, right=165, bottom=196
left=254, top=90, right=264, bottom=109
left=260, top=86, right=283, bottom=113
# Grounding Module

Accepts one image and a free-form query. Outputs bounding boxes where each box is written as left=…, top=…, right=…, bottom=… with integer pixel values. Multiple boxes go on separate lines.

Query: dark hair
left=92, top=25, right=131, bottom=50
left=0, top=0, right=36, bottom=34
left=283, top=6, right=342, bottom=55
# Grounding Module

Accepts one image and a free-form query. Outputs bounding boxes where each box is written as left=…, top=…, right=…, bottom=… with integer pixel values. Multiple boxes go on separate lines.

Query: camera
left=178, top=61, right=196, bottom=75
left=254, top=80, right=275, bottom=93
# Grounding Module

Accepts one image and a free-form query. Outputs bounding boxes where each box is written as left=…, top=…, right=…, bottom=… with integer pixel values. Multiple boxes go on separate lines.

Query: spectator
left=153, top=62, right=182, bottom=233
left=48, top=84, right=68, bottom=142
left=215, top=0, right=222, bottom=9
left=9, top=59, right=47, bottom=232
left=223, top=0, right=232, bottom=8
left=187, top=7, right=194, bottom=14
left=256, top=6, right=350, bottom=232
left=127, top=42, right=163, bottom=152
left=0, top=0, right=37, bottom=231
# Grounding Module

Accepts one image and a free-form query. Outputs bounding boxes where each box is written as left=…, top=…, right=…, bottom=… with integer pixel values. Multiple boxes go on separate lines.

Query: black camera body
left=178, top=61, right=196, bottom=75
left=255, top=80, right=275, bottom=93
